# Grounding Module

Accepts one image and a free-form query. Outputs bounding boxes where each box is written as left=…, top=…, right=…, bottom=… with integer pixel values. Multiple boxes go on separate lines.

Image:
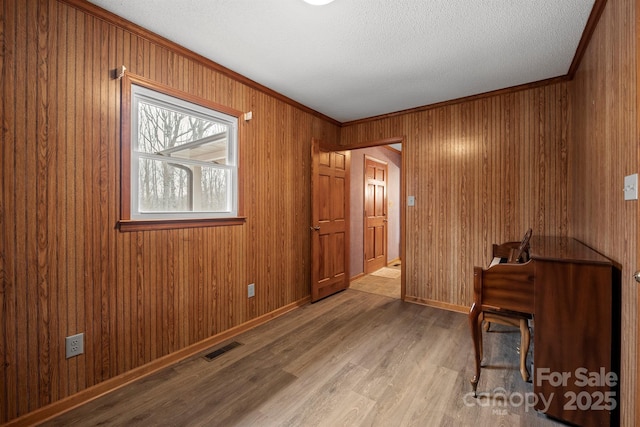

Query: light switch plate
left=624, top=173, right=638, bottom=200
left=407, top=196, right=415, bottom=207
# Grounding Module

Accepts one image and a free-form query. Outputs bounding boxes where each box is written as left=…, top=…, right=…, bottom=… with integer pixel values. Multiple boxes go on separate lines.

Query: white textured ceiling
left=87, top=0, right=596, bottom=123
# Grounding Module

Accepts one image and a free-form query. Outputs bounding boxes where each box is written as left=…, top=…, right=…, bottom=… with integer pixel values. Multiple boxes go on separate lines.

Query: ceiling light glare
left=303, top=0, right=335, bottom=5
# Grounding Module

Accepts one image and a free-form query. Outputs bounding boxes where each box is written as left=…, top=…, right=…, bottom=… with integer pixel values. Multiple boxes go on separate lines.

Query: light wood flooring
left=43, top=290, right=563, bottom=427
left=349, top=264, right=401, bottom=299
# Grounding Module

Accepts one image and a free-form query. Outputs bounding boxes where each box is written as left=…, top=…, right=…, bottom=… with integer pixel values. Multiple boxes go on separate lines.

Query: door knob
left=634, top=271, right=640, bottom=283
left=310, top=226, right=320, bottom=231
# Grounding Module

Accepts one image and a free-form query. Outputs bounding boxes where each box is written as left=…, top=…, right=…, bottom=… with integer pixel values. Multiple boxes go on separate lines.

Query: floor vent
left=204, top=341, right=242, bottom=361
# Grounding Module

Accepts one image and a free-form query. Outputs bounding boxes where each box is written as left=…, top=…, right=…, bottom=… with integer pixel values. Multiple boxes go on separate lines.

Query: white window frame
left=119, top=74, right=244, bottom=230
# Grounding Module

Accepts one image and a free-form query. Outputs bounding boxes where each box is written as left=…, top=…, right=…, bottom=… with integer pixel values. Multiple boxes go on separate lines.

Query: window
left=120, top=74, right=244, bottom=230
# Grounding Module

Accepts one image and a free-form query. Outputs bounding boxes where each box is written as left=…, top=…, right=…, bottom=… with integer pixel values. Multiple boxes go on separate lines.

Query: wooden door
left=364, top=157, right=387, bottom=273
left=311, top=139, right=350, bottom=302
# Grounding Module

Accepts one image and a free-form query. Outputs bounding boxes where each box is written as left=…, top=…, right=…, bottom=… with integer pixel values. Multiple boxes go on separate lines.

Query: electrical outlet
left=248, top=283, right=255, bottom=298
left=65, top=333, right=84, bottom=358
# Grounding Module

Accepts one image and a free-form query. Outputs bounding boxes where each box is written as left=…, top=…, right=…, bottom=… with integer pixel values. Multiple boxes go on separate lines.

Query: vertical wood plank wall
left=341, top=84, right=570, bottom=310
left=0, top=0, right=339, bottom=422
left=570, top=0, right=638, bottom=424
left=340, top=0, right=638, bottom=422
left=2, top=0, right=638, bottom=425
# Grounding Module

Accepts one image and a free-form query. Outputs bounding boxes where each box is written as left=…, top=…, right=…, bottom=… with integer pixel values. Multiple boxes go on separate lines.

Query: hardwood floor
left=43, top=290, right=563, bottom=427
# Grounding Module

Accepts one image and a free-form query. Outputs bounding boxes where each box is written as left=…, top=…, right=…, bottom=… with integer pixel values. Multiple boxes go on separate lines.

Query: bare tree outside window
left=134, top=98, right=234, bottom=215
left=121, top=77, right=240, bottom=226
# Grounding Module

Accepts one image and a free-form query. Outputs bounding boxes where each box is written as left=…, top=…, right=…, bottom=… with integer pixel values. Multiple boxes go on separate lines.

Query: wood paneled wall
left=341, top=84, right=570, bottom=310
left=2, top=0, right=638, bottom=424
left=569, top=0, right=638, bottom=424
left=0, top=0, right=339, bottom=423
left=341, top=0, right=638, bottom=422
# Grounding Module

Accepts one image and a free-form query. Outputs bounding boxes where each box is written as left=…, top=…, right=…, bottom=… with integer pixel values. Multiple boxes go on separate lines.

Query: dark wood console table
left=469, top=236, right=618, bottom=427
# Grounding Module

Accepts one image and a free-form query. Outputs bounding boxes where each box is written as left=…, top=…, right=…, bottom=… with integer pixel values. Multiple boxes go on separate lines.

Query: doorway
left=348, top=144, right=402, bottom=299
left=311, top=137, right=404, bottom=302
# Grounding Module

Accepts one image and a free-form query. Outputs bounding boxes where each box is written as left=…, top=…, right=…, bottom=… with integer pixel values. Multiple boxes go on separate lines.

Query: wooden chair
left=476, top=229, right=533, bottom=383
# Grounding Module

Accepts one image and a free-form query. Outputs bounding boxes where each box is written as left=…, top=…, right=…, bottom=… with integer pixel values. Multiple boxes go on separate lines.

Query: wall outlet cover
left=65, top=333, right=84, bottom=358
left=624, top=173, right=638, bottom=200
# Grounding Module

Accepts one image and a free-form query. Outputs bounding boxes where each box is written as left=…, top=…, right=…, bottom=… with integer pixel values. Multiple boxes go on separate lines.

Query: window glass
left=129, top=84, right=238, bottom=220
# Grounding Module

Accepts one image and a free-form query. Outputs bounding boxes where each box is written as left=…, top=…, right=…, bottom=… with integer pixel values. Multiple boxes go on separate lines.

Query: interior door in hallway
left=311, top=139, right=350, bottom=302
left=364, top=156, right=388, bottom=274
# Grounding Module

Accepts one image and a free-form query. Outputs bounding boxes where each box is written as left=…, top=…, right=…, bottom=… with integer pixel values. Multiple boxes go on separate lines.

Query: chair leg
left=518, top=319, right=530, bottom=382
left=469, top=303, right=483, bottom=396
left=483, top=321, right=491, bottom=332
